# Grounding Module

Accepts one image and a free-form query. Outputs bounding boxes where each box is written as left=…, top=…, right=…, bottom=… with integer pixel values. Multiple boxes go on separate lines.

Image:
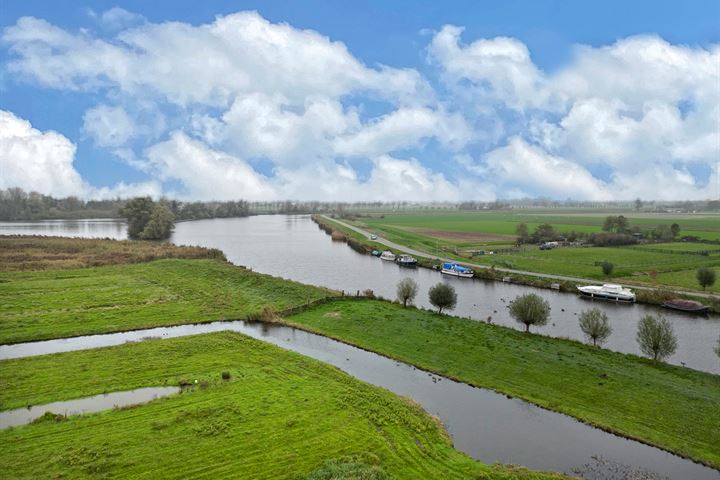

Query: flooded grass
left=0, top=332, right=566, bottom=480
left=284, top=299, right=720, bottom=469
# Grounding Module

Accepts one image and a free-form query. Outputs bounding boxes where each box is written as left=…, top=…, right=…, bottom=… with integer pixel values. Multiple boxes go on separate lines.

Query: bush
left=221, top=371, right=231, bottom=380
left=305, top=455, right=390, bottom=480
left=509, top=293, right=550, bottom=332
left=428, top=283, right=457, bottom=314
left=696, top=267, right=716, bottom=290
left=578, top=308, right=612, bottom=347
left=588, top=233, right=637, bottom=246
left=636, top=315, right=677, bottom=362
left=600, top=261, right=614, bottom=276
left=396, top=278, right=418, bottom=307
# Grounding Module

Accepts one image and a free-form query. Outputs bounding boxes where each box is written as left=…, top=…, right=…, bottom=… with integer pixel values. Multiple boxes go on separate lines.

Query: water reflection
left=0, top=387, right=179, bottom=429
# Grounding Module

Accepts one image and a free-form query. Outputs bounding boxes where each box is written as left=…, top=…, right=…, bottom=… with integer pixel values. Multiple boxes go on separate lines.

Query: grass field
left=354, top=211, right=720, bottom=240
left=345, top=211, right=720, bottom=291
left=0, top=332, right=565, bottom=479
left=284, top=299, right=720, bottom=469
left=0, top=258, right=333, bottom=344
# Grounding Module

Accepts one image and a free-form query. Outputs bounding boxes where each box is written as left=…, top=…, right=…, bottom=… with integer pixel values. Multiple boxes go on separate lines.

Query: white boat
left=440, top=262, right=474, bottom=278
left=380, top=251, right=396, bottom=261
left=577, top=284, right=635, bottom=302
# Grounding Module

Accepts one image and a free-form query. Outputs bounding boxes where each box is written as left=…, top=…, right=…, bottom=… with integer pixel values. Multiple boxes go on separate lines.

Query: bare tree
left=578, top=308, right=612, bottom=347
left=508, top=293, right=550, bottom=332
left=636, top=315, right=677, bottom=362
left=396, top=278, right=418, bottom=307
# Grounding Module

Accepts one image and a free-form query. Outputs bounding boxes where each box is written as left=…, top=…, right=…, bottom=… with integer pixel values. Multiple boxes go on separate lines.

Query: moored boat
left=380, top=251, right=396, bottom=261
left=662, top=299, right=709, bottom=313
left=577, top=284, right=635, bottom=302
left=371, top=250, right=381, bottom=257
left=440, top=262, right=474, bottom=278
left=395, top=254, right=418, bottom=267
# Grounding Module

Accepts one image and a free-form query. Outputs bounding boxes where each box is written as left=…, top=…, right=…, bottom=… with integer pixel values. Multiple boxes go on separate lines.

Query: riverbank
left=1, top=331, right=566, bottom=479
left=281, top=298, right=720, bottom=470
left=312, top=214, right=720, bottom=313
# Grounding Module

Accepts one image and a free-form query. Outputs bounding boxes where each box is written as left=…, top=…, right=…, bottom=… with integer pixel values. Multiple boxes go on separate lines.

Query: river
left=1, top=215, right=719, bottom=374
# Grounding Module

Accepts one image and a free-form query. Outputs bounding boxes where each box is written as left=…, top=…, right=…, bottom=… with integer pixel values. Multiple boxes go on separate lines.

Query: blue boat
left=371, top=250, right=382, bottom=257
left=441, top=262, right=474, bottom=278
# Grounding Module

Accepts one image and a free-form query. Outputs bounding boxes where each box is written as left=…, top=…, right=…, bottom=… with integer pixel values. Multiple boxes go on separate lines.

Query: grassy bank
left=283, top=299, right=720, bottom=469
left=0, top=331, right=565, bottom=480
left=0, top=258, right=333, bottom=344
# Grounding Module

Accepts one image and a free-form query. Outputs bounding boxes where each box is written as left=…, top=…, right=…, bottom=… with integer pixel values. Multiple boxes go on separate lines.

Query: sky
left=1, top=0, right=719, bottom=202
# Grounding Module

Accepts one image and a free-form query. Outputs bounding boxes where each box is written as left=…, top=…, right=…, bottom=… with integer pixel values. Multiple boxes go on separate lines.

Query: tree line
left=394, top=278, right=720, bottom=364
left=515, top=215, right=687, bottom=247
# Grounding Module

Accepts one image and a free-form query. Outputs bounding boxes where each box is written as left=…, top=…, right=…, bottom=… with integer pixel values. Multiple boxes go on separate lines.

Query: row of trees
left=515, top=216, right=687, bottom=246
left=395, top=279, right=718, bottom=363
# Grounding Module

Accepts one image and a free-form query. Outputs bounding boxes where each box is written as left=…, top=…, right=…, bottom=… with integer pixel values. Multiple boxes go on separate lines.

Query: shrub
left=509, top=293, right=550, bottom=332
left=396, top=278, right=419, bottom=307
left=600, top=261, right=614, bottom=276
left=578, top=308, right=612, bottom=347
left=305, top=455, right=390, bottom=480
left=636, top=315, right=677, bottom=362
left=221, top=371, right=231, bottom=380
left=428, top=283, right=457, bottom=314
left=696, top=267, right=716, bottom=290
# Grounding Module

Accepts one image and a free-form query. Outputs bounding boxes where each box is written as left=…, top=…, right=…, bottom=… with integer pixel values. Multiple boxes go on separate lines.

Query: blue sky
left=1, top=1, right=719, bottom=201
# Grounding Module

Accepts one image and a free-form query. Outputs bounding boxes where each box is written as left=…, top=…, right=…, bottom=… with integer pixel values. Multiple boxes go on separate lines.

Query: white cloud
left=0, top=109, right=163, bottom=199
left=334, top=107, right=471, bottom=157
left=484, top=137, right=611, bottom=200
left=98, top=7, right=145, bottom=31
left=83, top=104, right=137, bottom=147
left=0, top=109, right=85, bottom=196
left=2, top=12, right=718, bottom=201
left=145, top=132, right=276, bottom=201
left=3, top=12, right=431, bottom=107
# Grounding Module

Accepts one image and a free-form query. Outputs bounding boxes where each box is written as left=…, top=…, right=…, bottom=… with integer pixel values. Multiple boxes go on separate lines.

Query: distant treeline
left=1, top=187, right=718, bottom=221
left=0, top=188, right=253, bottom=221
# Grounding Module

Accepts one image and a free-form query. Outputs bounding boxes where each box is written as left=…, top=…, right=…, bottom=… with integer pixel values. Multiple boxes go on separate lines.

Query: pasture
left=1, top=332, right=555, bottom=479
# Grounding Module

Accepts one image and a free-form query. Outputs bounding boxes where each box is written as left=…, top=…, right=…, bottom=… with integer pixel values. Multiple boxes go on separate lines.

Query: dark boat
left=395, top=254, right=418, bottom=267
left=662, top=299, right=709, bottom=314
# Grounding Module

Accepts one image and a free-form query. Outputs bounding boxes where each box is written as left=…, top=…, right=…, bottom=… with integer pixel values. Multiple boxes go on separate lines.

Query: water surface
left=0, top=387, right=179, bottom=429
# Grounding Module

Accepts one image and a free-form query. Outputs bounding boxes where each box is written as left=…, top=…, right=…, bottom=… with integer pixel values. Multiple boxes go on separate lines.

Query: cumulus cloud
left=0, top=109, right=162, bottom=199
left=431, top=27, right=719, bottom=199
left=0, top=110, right=85, bottom=196
left=3, top=12, right=431, bottom=107
left=2, top=12, right=718, bottom=201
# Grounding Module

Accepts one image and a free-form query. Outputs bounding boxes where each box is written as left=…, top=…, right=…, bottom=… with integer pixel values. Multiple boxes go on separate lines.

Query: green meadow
left=345, top=211, right=720, bottom=291
left=284, top=299, right=720, bottom=469
left=0, top=258, right=333, bottom=344
left=0, top=332, right=565, bottom=479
